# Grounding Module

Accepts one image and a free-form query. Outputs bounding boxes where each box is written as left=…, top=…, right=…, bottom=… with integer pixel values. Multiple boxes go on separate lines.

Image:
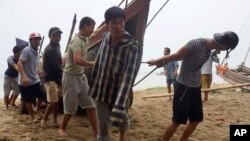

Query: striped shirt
left=177, top=38, right=211, bottom=87
left=89, top=31, right=139, bottom=128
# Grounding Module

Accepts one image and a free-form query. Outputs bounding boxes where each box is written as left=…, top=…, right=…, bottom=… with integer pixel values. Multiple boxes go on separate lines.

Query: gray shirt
left=18, top=46, right=40, bottom=85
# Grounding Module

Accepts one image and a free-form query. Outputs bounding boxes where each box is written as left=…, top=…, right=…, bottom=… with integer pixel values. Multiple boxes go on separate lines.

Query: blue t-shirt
left=164, top=61, right=179, bottom=80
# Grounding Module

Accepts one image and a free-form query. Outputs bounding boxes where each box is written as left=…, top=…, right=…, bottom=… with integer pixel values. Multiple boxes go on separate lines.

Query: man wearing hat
left=41, top=27, right=63, bottom=128
left=147, top=31, right=239, bottom=141
left=18, top=32, right=46, bottom=123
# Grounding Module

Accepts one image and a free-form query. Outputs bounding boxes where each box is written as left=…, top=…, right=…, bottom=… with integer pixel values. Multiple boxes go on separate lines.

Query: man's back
left=177, top=38, right=211, bottom=87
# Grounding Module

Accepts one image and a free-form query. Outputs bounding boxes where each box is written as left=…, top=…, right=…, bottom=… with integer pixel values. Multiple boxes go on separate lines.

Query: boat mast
left=146, top=0, right=170, bottom=28
left=242, top=43, right=250, bottom=65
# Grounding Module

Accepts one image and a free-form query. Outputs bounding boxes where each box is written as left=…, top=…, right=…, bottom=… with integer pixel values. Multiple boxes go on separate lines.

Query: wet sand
left=0, top=85, right=249, bottom=141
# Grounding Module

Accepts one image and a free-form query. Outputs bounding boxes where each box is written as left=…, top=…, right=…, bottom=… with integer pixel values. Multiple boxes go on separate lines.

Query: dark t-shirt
left=5, top=55, right=18, bottom=78
left=43, top=42, right=62, bottom=85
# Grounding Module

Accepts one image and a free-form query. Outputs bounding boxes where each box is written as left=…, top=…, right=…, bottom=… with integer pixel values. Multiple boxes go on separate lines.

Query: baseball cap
left=29, top=32, right=42, bottom=40
left=48, top=27, right=63, bottom=37
left=213, top=31, right=239, bottom=50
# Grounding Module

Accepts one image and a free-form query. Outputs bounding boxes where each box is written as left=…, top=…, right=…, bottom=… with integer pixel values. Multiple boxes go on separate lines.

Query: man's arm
left=11, top=63, right=19, bottom=72
left=17, top=60, right=29, bottom=86
left=212, top=55, right=220, bottom=64
left=7, top=56, right=19, bottom=72
left=73, top=48, right=95, bottom=66
left=148, top=45, right=190, bottom=67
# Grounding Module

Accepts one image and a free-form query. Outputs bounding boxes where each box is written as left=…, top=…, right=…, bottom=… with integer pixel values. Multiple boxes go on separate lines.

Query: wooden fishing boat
left=217, top=64, right=250, bottom=90
left=217, top=42, right=250, bottom=90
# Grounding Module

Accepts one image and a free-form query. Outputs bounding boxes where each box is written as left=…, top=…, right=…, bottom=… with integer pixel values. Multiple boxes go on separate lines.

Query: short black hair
left=79, top=16, right=96, bottom=30
left=104, top=6, right=126, bottom=23
left=12, top=46, right=23, bottom=54
left=164, top=47, right=170, bottom=52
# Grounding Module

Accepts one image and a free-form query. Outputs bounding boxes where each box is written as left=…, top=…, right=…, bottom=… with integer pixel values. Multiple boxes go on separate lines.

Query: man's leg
left=167, top=80, right=172, bottom=100
left=87, top=107, right=98, bottom=137
left=3, top=77, right=11, bottom=110
left=41, top=102, right=57, bottom=128
left=95, top=101, right=110, bottom=141
left=52, top=102, right=59, bottom=126
left=203, top=91, right=208, bottom=102
left=35, top=99, right=43, bottom=119
left=10, top=80, right=20, bottom=108
left=163, top=122, right=180, bottom=141
left=9, top=93, right=13, bottom=105
left=183, top=86, right=202, bottom=141
left=26, top=102, right=36, bottom=122
left=10, top=94, right=18, bottom=108
left=179, top=121, right=199, bottom=141
left=168, top=86, right=172, bottom=100
left=119, top=130, right=127, bottom=141
left=59, top=113, right=72, bottom=136
left=3, top=96, right=9, bottom=110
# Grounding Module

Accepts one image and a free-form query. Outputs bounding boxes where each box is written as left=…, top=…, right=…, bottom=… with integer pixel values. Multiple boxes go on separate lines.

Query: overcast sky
left=1, top=0, right=250, bottom=90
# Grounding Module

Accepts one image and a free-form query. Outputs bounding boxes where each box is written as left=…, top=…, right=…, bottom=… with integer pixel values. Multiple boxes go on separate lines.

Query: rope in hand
left=133, top=64, right=158, bottom=87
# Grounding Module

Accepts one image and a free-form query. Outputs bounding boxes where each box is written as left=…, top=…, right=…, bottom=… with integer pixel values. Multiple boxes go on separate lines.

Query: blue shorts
left=167, top=79, right=176, bottom=86
left=172, top=81, right=203, bottom=124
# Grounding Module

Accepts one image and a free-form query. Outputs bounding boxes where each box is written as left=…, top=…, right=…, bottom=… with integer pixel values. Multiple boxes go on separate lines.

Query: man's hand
left=22, top=77, right=29, bottom=87
left=174, top=71, right=178, bottom=77
left=147, top=59, right=164, bottom=68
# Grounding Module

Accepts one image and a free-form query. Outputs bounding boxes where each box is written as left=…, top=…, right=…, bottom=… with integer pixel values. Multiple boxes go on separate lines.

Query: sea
left=0, top=71, right=226, bottom=98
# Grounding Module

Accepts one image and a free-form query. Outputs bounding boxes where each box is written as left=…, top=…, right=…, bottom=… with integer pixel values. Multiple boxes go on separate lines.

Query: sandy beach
left=0, top=85, right=250, bottom=141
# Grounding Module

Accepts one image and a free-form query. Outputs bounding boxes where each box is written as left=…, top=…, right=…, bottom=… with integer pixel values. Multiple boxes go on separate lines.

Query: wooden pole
left=64, top=14, right=77, bottom=53
left=202, top=83, right=250, bottom=92
left=39, top=36, right=45, bottom=55
left=142, top=83, right=250, bottom=99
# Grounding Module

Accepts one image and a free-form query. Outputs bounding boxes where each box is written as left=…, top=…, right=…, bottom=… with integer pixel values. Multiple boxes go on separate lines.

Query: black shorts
left=19, top=82, right=46, bottom=103
left=172, top=81, right=203, bottom=124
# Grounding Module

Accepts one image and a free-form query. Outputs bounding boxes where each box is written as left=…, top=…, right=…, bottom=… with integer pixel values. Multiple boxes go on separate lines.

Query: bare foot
left=34, top=110, right=43, bottom=120
left=3, top=108, right=8, bottom=111
left=59, top=129, right=68, bottom=136
left=203, top=99, right=208, bottom=103
left=119, top=136, right=127, bottom=141
left=52, top=122, right=60, bottom=128
left=10, top=104, right=19, bottom=109
left=32, top=118, right=39, bottom=123
left=93, top=130, right=98, bottom=137
left=40, top=119, right=48, bottom=128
